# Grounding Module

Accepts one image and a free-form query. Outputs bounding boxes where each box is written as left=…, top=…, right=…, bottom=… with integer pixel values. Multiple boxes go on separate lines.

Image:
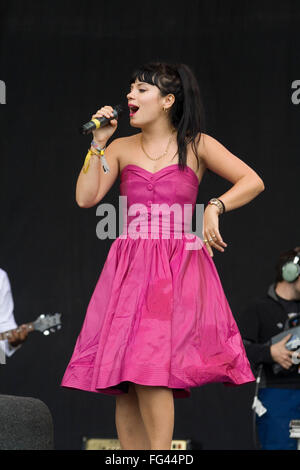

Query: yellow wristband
left=82, top=148, right=108, bottom=174
left=82, top=150, right=93, bottom=174
left=90, top=147, right=105, bottom=157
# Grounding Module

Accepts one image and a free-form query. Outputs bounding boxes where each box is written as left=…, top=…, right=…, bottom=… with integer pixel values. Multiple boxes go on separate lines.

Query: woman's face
left=126, top=79, right=167, bottom=128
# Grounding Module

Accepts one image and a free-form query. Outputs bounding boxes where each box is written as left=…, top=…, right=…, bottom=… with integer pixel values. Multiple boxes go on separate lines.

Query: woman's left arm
left=198, top=133, right=265, bottom=257
left=199, top=133, right=265, bottom=211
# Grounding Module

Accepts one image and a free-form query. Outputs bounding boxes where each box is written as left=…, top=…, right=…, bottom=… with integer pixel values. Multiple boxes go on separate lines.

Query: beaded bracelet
left=82, top=141, right=110, bottom=174
left=91, top=139, right=106, bottom=152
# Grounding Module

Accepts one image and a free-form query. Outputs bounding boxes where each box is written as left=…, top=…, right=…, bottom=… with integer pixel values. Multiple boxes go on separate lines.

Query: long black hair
left=129, top=61, right=206, bottom=173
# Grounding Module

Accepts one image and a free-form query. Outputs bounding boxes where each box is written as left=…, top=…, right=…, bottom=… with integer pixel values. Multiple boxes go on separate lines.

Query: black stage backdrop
left=0, top=0, right=299, bottom=450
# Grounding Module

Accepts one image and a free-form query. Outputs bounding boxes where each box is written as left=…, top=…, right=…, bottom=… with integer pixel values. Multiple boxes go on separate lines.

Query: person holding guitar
left=0, top=268, right=28, bottom=361
left=238, top=247, right=300, bottom=450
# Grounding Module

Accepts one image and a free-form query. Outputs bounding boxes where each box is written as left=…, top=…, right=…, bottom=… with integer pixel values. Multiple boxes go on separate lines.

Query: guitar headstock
left=33, top=313, right=62, bottom=335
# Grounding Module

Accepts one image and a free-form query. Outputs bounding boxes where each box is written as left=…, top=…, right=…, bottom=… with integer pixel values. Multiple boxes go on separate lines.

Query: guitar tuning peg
left=50, top=328, right=55, bottom=333
left=43, top=330, right=50, bottom=336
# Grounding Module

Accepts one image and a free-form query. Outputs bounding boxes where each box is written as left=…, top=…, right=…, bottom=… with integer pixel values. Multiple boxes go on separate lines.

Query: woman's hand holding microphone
left=91, top=105, right=119, bottom=146
left=82, top=105, right=119, bottom=175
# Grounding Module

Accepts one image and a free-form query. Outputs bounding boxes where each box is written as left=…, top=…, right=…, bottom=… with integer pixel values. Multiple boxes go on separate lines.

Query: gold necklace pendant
left=141, top=129, right=176, bottom=161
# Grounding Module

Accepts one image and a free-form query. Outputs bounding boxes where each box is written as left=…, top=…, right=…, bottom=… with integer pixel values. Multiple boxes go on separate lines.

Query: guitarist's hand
left=270, top=334, right=293, bottom=370
left=7, top=325, right=28, bottom=347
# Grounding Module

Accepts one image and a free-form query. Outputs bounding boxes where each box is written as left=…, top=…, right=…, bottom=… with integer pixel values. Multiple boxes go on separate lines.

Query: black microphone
left=79, top=104, right=123, bottom=135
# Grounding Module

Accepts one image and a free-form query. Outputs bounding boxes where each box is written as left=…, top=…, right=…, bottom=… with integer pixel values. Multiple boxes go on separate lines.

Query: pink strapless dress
left=61, top=163, right=255, bottom=398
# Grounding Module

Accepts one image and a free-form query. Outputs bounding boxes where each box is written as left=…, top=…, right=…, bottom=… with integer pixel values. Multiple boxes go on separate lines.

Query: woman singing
left=61, top=62, right=264, bottom=450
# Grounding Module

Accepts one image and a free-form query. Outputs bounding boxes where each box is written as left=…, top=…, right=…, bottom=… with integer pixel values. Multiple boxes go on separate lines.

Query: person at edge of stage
left=0, top=268, right=28, bottom=362
left=238, top=247, right=300, bottom=450
left=61, top=61, right=265, bottom=450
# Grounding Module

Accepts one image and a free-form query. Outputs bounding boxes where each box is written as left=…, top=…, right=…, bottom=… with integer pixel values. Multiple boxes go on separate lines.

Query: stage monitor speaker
left=0, top=394, right=54, bottom=450
left=82, top=437, right=193, bottom=450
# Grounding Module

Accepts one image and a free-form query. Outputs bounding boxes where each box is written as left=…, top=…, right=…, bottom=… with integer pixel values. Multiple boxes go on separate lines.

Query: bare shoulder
left=106, top=135, right=128, bottom=154
left=117, top=133, right=140, bottom=147
left=109, top=134, right=135, bottom=147
left=197, top=131, right=240, bottom=162
left=108, top=134, right=138, bottom=156
left=196, top=132, right=264, bottom=185
left=196, top=132, right=214, bottom=155
left=113, top=133, right=141, bottom=168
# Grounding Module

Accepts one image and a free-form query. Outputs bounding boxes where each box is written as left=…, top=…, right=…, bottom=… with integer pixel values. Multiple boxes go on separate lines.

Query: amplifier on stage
left=82, top=437, right=193, bottom=450
left=289, top=420, right=300, bottom=450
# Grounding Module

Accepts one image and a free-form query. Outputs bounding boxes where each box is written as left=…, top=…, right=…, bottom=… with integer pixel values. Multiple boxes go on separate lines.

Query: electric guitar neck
left=0, top=313, right=62, bottom=340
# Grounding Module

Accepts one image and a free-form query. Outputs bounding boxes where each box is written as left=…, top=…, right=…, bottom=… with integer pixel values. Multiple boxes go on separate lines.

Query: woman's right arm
left=76, top=105, right=120, bottom=208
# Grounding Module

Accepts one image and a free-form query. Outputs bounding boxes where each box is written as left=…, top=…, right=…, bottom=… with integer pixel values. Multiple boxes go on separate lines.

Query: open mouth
left=129, top=105, right=139, bottom=116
